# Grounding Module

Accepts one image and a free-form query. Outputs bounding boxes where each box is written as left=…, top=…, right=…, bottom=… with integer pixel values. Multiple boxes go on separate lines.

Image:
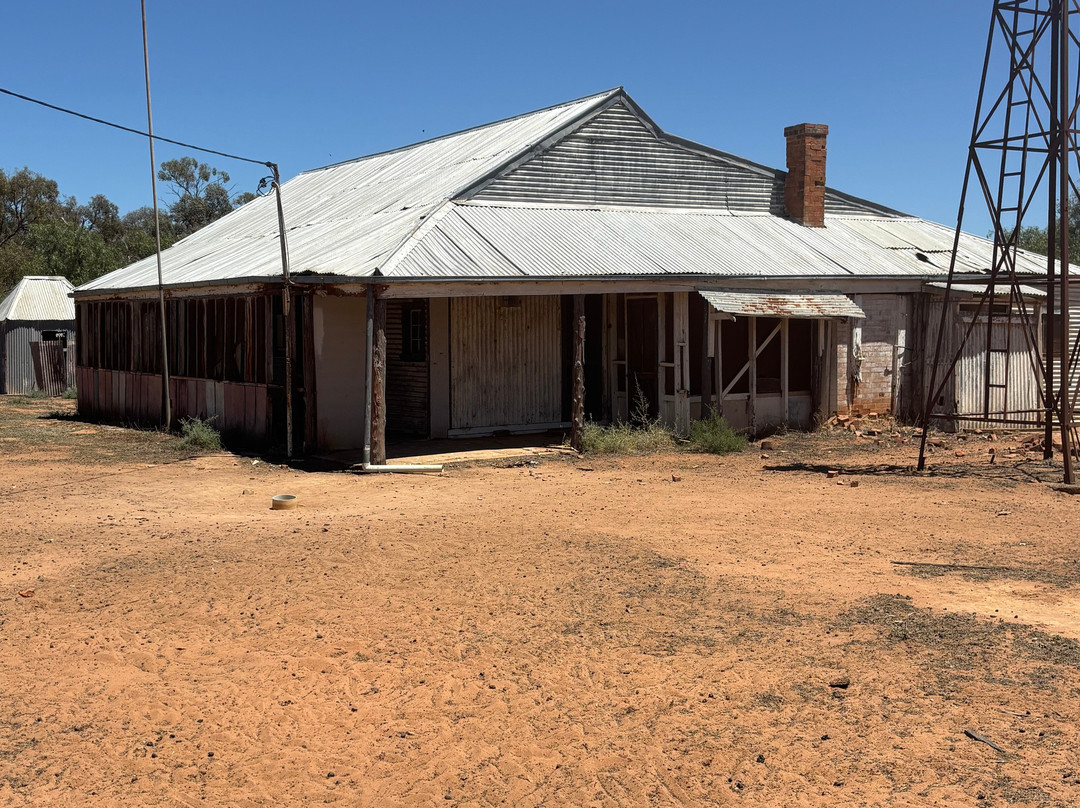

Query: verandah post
left=571, top=294, right=586, bottom=452
left=371, top=293, right=387, bottom=465
left=700, top=299, right=711, bottom=415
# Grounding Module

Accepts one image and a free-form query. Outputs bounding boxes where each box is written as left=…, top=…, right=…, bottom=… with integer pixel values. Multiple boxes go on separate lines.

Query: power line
left=0, top=85, right=272, bottom=168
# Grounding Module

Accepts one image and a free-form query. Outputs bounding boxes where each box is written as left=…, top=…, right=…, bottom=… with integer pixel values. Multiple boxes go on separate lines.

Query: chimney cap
left=784, top=123, right=829, bottom=138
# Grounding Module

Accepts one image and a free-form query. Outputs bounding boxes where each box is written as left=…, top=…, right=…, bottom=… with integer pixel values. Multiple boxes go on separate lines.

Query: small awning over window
left=924, top=281, right=1046, bottom=299
left=698, top=290, right=866, bottom=320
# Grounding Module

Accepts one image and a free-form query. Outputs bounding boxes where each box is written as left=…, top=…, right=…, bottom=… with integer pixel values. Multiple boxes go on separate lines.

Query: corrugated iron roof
left=926, top=281, right=1048, bottom=298
left=383, top=203, right=1045, bottom=280
left=77, top=89, right=623, bottom=294
left=699, top=289, right=866, bottom=319
left=0, top=276, right=75, bottom=322
left=73, top=88, right=1061, bottom=295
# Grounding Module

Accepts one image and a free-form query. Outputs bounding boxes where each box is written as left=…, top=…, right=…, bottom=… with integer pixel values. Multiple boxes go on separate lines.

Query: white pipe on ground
left=354, top=463, right=444, bottom=474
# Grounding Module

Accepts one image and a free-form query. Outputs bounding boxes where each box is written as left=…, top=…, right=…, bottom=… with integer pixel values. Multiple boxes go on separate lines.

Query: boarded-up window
left=401, top=304, right=427, bottom=362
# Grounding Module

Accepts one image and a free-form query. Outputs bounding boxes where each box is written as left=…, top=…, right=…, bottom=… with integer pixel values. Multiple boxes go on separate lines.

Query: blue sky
left=2, top=2, right=994, bottom=233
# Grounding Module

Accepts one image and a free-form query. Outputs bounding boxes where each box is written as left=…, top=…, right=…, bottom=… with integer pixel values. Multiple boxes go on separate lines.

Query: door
left=625, top=296, right=659, bottom=420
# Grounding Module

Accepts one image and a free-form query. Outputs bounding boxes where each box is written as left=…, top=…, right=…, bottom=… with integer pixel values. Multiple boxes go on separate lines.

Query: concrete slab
left=312, top=432, right=578, bottom=470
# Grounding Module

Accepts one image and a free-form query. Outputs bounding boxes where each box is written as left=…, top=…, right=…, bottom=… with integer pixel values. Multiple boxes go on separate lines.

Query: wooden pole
left=700, top=303, right=711, bottom=416
left=362, top=286, right=374, bottom=466
left=715, top=320, right=723, bottom=417
left=371, top=294, right=387, bottom=465
left=781, top=318, right=790, bottom=426
left=141, top=0, right=171, bottom=429
left=748, top=316, right=757, bottom=434
left=269, top=164, right=294, bottom=459
left=571, top=294, right=586, bottom=452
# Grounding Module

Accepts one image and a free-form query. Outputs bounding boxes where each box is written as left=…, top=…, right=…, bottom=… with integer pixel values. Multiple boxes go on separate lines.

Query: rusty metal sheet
left=698, top=290, right=866, bottom=319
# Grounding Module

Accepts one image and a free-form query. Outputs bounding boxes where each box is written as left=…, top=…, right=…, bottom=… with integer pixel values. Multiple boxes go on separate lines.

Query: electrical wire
left=0, top=85, right=272, bottom=168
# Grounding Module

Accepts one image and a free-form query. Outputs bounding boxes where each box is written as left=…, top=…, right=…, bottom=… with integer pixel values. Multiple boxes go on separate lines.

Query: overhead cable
left=0, top=85, right=272, bottom=168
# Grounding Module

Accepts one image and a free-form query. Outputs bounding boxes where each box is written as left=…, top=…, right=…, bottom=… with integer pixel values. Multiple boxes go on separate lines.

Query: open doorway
left=626, top=296, right=659, bottom=419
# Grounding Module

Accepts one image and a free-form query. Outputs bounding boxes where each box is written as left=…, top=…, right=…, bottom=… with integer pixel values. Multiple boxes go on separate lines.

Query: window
left=401, top=304, right=427, bottom=362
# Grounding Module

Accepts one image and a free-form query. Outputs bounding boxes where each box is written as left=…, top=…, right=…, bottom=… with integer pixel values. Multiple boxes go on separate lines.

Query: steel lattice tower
left=919, top=0, right=1080, bottom=483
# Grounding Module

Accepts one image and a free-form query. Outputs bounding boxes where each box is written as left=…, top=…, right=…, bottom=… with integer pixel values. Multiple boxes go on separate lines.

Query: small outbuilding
left=0, top=276, right=76, bottom=395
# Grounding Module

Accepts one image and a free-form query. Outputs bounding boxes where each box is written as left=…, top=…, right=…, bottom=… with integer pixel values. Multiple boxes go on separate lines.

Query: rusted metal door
left=30, top=337, right=68, bottom=396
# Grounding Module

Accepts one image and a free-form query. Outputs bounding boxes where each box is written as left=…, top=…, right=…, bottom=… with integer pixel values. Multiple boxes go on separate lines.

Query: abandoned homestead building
left=73, top=88, right=1059, bottom=458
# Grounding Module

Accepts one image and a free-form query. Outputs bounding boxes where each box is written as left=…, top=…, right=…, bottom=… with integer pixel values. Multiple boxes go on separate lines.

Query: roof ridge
left=301, top=88, right=623, bottom=175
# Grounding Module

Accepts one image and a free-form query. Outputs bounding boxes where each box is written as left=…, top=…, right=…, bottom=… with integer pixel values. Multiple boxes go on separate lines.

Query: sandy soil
left=2, top=398, right=1079, bottom=807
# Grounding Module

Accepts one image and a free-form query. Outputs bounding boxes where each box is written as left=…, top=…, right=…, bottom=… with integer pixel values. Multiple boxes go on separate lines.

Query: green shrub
left=61, top=386, right=78, bottom=400
left=688, top=410, right=747, bottom=454
left=175, top=417, right=223, bottom=452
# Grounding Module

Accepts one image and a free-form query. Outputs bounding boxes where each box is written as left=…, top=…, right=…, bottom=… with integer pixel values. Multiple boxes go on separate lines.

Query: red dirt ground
left=1, top=398, right=1079, bottom=807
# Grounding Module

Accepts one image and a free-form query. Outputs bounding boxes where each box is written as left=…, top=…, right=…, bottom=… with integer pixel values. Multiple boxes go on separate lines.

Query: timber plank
left=244, top=385, right=256, bottom=436
left=255, top=387, right=267, bottom=439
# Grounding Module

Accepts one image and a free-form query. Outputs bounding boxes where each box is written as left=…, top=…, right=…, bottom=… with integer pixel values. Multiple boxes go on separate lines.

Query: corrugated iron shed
left=0, top=276, right=75, bottom=322
left=698, top=289, right=867, bottom=319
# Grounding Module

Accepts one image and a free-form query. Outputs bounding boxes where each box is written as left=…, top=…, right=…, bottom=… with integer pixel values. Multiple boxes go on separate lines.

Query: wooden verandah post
left=700, top=299, right=712, bottom=415
left=370, top=292, right=388, bottom=466
left=571, top=294, right=586, bottom=452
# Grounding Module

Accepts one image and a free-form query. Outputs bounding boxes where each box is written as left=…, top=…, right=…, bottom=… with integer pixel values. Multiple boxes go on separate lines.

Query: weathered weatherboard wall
left=75, top=293, right=312, bottom=449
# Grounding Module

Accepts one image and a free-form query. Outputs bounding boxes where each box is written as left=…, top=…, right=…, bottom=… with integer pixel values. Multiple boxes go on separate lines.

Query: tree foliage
left=1006, top=200, right=1080, bottom=264
left=0, top=156, right=245, bottom=298
left=157, top=157, right=247, bottom=238
left=0, top=168, right=59, bottom=250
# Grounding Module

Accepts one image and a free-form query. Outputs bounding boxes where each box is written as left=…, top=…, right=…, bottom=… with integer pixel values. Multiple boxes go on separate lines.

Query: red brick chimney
left=784, top=123, right=829, bottom=227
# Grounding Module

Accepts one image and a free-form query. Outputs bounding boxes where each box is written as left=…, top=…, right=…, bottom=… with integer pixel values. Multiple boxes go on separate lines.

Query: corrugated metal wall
left=450, top=295, right=562, bottom=430
left=956, top=317, right=1040, bottom=430
left=476, top=103, right=785, bottom=212
left=921, top=298, right=1041, bottom=430
left=475, top=102, right=892, bottom=218
left=2, top=322, right=75, bottom=395
left=1049, top=303, right=1080, bottom=417
left=921, top=299, right=958, bottom=427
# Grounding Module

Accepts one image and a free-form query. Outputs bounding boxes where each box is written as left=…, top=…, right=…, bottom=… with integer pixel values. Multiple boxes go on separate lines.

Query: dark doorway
left=584, top=294, right=604, bottom=420
left=625, top=296, right=659, bottom=419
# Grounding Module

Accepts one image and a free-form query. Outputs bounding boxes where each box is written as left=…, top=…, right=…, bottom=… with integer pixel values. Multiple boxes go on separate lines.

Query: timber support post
left=571, top=294, right=586, bottom=452
left=371, top=293, right=387, bottom=466
left=700, top=302, right=711, bottom=416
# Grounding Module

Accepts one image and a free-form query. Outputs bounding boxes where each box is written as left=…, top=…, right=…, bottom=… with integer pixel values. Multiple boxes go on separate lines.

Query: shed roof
left=0, top=276, right=75, bottom=322
left=74, top=88, right=1055, bottom=295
